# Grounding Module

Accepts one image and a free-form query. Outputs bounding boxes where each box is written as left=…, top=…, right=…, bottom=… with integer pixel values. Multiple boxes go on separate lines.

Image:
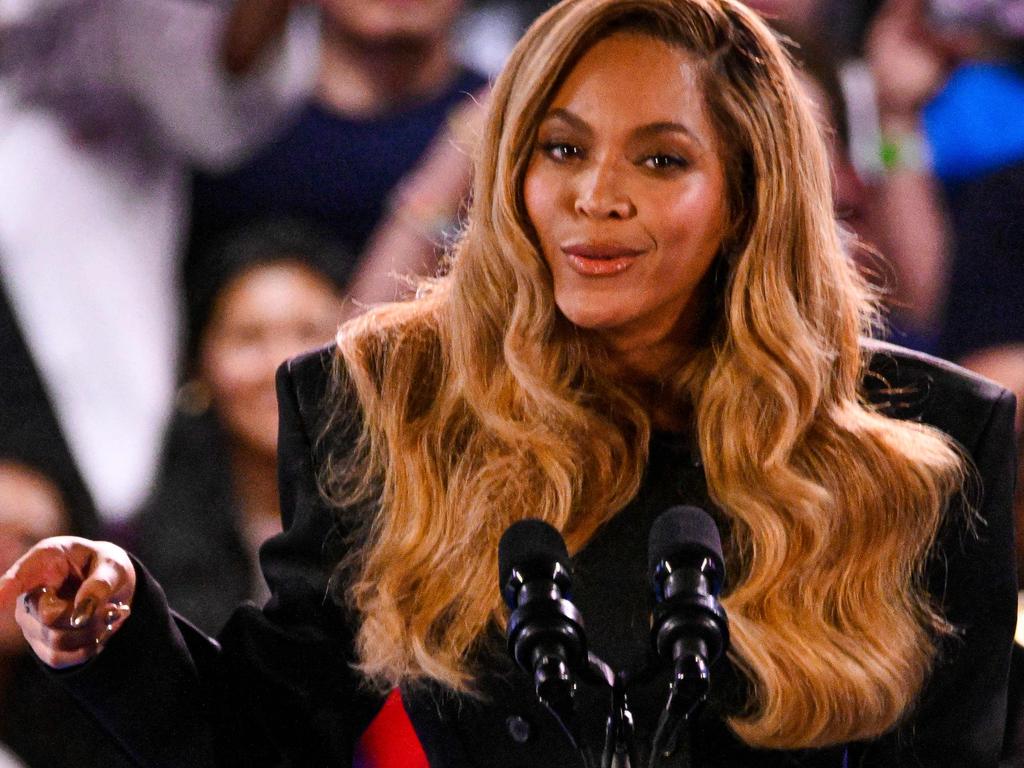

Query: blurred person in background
left=866, top=0, right=1024, bottom=580
left=0, top=459, right=130, bottom=766
left=0, top=0, right=319, bottom=528
left=775, top=24, right=876, bottom=245
left=743, top=0, right=824, bottom=32
left=0, top=279, right=98, bottom=538
left=2, top=1, right=1016, bottom=764
left=132, top=222, right=346, bottom=635
left=187, top=0, right=490, bottom=313
left=866, top=0, right=1024, bottom=355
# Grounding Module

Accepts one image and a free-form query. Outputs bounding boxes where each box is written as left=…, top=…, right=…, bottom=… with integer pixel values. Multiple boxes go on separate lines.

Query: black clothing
left=133, top=411, right=253, bottom=636
left=937, top=158, right=1024, bottom=362
left=1, top=655, right=134, bottom=768
left=0, top=278, right=129, bottom=766
left=57, top=340, right=1017, bottom=767
left=186, top=67, right=489, bottom=278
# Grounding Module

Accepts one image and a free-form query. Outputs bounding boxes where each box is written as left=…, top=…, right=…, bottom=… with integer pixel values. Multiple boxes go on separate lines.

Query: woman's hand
left=0, top=536, right=135, bottom=669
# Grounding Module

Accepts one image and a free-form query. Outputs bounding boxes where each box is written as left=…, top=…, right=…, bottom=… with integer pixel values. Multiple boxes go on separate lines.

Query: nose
left=574, top=158, right=635, bottom=220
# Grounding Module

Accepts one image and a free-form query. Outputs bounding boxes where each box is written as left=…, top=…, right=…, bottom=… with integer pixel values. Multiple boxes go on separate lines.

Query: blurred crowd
left=0, top=0, right=1022, bottom=764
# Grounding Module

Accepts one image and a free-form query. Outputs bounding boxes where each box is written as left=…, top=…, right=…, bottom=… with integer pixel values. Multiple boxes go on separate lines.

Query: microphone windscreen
left=498, top=519, right=571, bottom=587
left=648, top=506, right=724, bottom=576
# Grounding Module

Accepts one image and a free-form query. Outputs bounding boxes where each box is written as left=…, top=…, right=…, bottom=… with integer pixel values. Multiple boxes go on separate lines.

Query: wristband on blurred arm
left=879, top=128, right=933, bottom=174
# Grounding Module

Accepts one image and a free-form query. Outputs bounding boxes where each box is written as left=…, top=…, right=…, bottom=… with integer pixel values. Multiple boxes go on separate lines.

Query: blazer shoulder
left=861, top=338, right=1015, bottom=450
left=275, top=343, right=344, bottom=443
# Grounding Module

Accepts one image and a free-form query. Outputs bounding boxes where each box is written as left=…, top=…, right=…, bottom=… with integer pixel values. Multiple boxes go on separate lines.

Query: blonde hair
left=321, top=0, right=966, bottom=750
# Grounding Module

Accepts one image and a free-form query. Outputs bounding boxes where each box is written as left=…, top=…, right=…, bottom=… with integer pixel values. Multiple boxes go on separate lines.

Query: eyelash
left=540, top=141, right=583, bottom=162
left=644, top=154, right=688, bottom=170
left=539, top=142, right=689, bottom=171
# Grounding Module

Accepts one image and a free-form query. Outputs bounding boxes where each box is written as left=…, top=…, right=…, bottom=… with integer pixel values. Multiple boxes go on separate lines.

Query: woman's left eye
left=643, top=154, right=688, bottom=170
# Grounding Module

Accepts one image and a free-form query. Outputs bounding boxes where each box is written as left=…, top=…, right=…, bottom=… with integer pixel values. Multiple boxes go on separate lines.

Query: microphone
left=647, top=506, right=729, bottom=766
left=499, top=519, right=587, bottom=750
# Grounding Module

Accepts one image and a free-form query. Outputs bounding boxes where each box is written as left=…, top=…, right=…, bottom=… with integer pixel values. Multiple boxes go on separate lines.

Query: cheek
left=523, top=164, right=559, bottom=250
left=201, top=345, right=280, bottom=439
left=658, top=181, right=726, bottom=254
left=205, top=351, right=263, bottom=402
left=647, top=195, right=725, bottom=294
left=205, top=352, right=279, bottom=452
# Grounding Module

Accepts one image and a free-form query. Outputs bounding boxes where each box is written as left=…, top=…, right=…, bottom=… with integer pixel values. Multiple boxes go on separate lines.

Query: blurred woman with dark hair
left=133, top=222, right=346, bottom=634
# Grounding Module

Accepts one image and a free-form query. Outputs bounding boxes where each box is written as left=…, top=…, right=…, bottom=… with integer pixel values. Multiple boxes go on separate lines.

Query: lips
left=561, top=242, right=644, bottom=276
left=562, top=242, right=644, bottom=259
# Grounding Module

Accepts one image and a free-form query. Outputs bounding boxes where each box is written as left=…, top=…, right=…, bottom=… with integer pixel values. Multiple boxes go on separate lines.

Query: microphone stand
left=579, top=653, right=639, bottom=768
left=603, top=672, right=636, bottom=768
left=646, top=638, right=711, bottom=768
left=531, top=644, right=710, bottom=768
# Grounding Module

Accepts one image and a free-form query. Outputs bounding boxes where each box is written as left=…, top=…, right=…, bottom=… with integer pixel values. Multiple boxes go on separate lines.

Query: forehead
left=214, top=263, right=336, bottom=316
left=543, top=31, right=712, bottom=136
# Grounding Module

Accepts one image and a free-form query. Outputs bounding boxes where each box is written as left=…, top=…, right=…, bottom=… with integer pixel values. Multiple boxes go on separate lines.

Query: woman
left=132, top=223, right=347, bottom=635
left=0, top=0, right=1016, bottom=766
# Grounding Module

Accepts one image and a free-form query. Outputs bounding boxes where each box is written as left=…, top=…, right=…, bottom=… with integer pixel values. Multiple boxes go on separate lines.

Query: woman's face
left=524, top=32, right=727, bottom=368
left=200, top=262, right=343, bottom=459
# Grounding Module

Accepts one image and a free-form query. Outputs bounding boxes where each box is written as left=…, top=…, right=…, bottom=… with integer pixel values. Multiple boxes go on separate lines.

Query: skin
left=0, top=262, right=343, bottom=668
left=316, top=0, right=464, bottom=45
left=524, top=32, right=727, bottom=383
left=315, top=0, right=463, bottom=118
left=200, top=262, right=343, bottom=461
left=0, top=32, right=732, bottom=668
left=200, top=261, right=343, bottom=549
left=312, top=0, right=483, bottom=314
left=0, top=463, right=67, bottom=653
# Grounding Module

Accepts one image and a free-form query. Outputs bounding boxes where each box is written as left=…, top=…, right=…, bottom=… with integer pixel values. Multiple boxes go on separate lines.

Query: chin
left=556, top=302, right=629, bottom=333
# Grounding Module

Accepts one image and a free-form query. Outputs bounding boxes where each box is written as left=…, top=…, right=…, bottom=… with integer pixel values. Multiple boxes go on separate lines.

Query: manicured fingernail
left=70, top=597, right=96, bottom=628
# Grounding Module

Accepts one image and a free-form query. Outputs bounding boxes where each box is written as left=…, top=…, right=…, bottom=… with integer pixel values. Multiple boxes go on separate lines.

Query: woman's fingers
left=19, top=614, right=106, bottom=668
left=70, top=548, right=135, bottom=626
left=18, top=588, right=133, bottom=668
left=2, top=536, right=136, bottom=668
left=0, top=538, right=76, bottom=605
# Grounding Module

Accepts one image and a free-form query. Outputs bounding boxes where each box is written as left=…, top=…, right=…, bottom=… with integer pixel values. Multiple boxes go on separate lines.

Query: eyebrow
left=540, top=109, right=705, bottom=150
left=541, top=108, right=592, bottom=136
left=635, top=121, right=703, bottom=149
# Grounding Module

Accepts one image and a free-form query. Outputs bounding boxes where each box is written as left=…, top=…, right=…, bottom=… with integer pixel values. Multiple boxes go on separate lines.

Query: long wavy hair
left=321, top=0, right=966, bottom=749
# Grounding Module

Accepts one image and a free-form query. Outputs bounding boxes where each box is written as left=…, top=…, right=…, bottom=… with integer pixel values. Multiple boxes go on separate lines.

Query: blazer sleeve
left=54, top=349, right=379, bottom=767
left=852, top=386, right=1018, bottom=767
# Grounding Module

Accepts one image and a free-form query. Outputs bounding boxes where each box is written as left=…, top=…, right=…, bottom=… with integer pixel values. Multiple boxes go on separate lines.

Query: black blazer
left=57, top=340, right=1018, bottom=767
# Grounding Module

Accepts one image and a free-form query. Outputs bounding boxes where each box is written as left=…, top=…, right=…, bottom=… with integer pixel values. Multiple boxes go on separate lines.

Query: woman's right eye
left=540, top=141, right=584, bottom=162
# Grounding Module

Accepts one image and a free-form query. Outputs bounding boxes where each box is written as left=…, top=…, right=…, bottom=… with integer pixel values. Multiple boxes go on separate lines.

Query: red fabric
left=353, top=689, right=430, bottom=768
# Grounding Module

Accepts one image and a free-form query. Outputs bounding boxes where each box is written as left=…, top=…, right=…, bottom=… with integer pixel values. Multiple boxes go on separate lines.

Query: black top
left=186, top=67, right=489, bottom=273
left=1, top=654, right=134, bottom=768
left=54, top=340, right=1018, bottom=767
left=937, top=158, right=1024, bottom=362
left=132, top=410, right=254, bottom=636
